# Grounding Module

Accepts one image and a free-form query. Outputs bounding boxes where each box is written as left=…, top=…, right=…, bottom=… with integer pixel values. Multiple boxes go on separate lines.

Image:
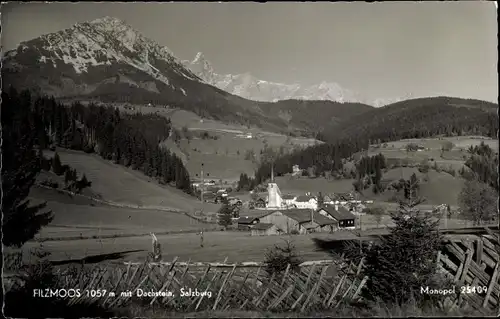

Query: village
left=190, top=163, right=455, bottom=237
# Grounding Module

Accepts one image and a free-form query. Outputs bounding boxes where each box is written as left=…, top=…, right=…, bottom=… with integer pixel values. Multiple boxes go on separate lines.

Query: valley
left=2, top=6, right=499, bottom=317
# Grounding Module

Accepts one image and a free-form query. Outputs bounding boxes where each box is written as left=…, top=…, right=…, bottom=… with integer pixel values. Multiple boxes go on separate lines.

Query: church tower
left=267, top=163, right=282, bottom=209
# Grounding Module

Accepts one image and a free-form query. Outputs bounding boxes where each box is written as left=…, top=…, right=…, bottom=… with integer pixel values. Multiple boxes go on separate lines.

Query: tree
left=404, top=173, right=422, bottom=204
left=264, top=240, right=303, bottom=277
left=317, top=192, right=325, bottom=208
left=217, top=204, right=233, bottom=229
left=458, top=179, right=497, bottom=225
left=362, top=195, right=444, bottom=307
left=1, top=88, right=54, bottom=247
left=406, top=143, right=419, bottom=152
left=52, top=152, right=64, bottom=176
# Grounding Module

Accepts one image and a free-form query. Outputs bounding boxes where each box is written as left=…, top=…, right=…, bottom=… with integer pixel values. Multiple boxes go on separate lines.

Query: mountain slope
left=182, top=52, right=404, bottom=107
left=2, top=16, right=373, bottom=135
left=253, top=97, right=498, bottom=184
left=323, top=96, right=499, bottom=143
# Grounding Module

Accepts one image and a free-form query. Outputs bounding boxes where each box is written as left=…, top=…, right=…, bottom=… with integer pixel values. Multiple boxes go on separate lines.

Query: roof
left=282, top=194, right=296, bottom=200
left=280, top=209, right=336, bottom=226
left=251, top=223, right=275, bottom=231
left=295, top=195, right=315, bottom=202
left=319, top=205, right=356, bottom=221
left=239, top=209, right=274, bottom=219
left=237, top=216, right=259, bottom=224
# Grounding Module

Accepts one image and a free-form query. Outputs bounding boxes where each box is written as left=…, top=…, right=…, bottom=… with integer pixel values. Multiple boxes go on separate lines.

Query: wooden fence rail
left=5, top=233, right=498, bottom=313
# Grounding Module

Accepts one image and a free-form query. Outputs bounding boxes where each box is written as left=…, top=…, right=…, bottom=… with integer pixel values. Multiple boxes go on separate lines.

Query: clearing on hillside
left=28, top=187, right=215, bottom=240
left=43, top=149, right=220, bottom=214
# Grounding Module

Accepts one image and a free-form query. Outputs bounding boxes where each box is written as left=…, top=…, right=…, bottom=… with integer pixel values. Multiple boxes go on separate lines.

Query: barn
left=237, top=208, right=337, bottom=234
left=250, top=223, right=280, bottom=236
left=237, top=216, right=260, bottom=230
left=282, top=209, right=338, bottom=233
left=317, top=205, right=356, bottom=230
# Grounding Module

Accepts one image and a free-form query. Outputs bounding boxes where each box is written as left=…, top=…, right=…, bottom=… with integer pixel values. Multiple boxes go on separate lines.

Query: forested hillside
left=323, top=96, right=498, bottom=143
left=1, top=87, right=192, bottom=194
left=254, top=97, right=498, bottom=183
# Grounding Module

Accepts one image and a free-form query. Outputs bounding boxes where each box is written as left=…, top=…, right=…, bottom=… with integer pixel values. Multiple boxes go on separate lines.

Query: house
left=323, top=195, right=334, bottom=205
left=281, top=209, right=337, bottom=233
left=292, top=165, right=302, bottom=176
left=350, top=203, right=367, bottom=215
left=294, top=195, right=318, bottom=210
left=251, top=223, right=280, bottom=236
left=237, top=215, right=260, bottom=230
left=281, top=194, right=297, bottom=207
left=237, top=208, right=336, bottom=234
left=317, top=205, right=356, bottom=230
left=249, top=197, right=266, bottom=209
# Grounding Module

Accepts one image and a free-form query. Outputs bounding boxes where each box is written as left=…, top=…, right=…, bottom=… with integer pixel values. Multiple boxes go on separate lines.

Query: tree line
left=5, top=87, right=192, bottom=194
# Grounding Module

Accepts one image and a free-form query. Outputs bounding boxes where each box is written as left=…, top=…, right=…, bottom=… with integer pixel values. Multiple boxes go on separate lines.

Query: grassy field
left=44, top=149, right=220, bottom=213
left=28, top=187, right=214, bottom=240
left=23, top=231, right=351, bottom=263
left=163, top=130, right=317, bottom=181
left=273, top=167, right=464, bottom=206
left=275, top=176, right=355, bottom=195
left=273, top=136, right=498, bottom=206
left=151, top=107, right=320, bottom=181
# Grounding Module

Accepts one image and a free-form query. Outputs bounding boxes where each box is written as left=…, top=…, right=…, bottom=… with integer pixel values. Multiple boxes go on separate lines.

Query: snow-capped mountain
left=3, top=16, right=203, bottom=98
left=182, top=52, right=362, bottom=103
left=2, top=16, right=375, bottom=133
left=182, top=52, right=405, bottom=106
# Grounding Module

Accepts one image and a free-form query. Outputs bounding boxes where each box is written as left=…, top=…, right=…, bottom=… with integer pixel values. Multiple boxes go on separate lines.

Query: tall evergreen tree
left=52, top=152, right=63, bottom=176
left=1, top=88, right=54, bottom=247
left=362, top=175, right=443, bottom=307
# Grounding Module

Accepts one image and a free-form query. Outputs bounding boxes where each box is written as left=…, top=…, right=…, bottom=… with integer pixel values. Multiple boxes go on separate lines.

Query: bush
left=264, top=240, right=303, bottom=277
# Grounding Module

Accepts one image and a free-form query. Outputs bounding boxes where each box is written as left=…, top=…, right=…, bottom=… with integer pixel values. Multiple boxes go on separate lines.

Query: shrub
left=264, top=240, right=303, bottom=277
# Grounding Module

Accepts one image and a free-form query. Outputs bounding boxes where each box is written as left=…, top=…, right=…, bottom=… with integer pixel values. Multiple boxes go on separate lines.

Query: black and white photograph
left=1, top=1, right=499, bottom=317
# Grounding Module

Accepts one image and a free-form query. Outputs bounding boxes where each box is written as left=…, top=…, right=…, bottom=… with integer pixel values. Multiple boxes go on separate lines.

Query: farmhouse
left=323, top=195, right=334, bottom=205
left=281, top=209, right=338, bottom=233
left=237, top=215, right=260, bottom=230
left=292, top=165, right=302, bottom=176
left=317, top=205, right=356, bottom=230
left=294, top=195, right=318, bottom=210
left=250, top=223, right=280, bottom=236
left=282, top=194, right=297, bottom=207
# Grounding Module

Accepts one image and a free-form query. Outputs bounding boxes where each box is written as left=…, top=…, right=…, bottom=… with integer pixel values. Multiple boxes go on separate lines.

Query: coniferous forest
left=255, top=98, right=498, bottom=184
left=2, top=87, right=192, bottom=194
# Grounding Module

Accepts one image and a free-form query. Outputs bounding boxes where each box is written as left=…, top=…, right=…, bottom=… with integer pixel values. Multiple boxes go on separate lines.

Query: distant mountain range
left=3, top=16, right=495, bottom=140
left=2, top=16, right=375, bottom=134
left=181, top=52, right=406, bottom=107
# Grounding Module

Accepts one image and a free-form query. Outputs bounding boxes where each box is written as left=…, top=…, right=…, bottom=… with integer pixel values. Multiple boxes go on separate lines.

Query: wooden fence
left=5, top=232, right=499, bottom=313
left=437, top=231, right=499, bottom=312
left=46, top=257, right=366, bottom=312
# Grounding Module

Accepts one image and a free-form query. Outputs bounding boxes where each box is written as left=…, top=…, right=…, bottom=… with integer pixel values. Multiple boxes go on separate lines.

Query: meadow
left=43, top=149, right=220, bottom=214
left=274, top=136, right=498, bottom=206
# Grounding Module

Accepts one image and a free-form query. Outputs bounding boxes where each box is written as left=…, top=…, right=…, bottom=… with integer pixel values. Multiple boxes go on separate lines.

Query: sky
left=1, top=2, right=498, bottom=102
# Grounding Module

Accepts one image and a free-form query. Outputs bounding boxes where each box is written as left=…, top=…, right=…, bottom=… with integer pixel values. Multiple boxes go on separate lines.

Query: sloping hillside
left=323, top=97, right=498, bottom=143
left=43, top=149, right=219, bottom=214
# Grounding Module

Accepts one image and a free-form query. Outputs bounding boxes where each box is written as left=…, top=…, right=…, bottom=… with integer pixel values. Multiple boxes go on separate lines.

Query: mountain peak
left=88, top=16, right=127, bottom=26
left=193, top=52, right=206, bottom=63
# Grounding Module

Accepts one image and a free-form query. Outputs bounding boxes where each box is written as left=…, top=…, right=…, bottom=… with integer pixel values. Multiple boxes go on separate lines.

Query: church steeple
left=271, top=163, right=274, bottom=183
